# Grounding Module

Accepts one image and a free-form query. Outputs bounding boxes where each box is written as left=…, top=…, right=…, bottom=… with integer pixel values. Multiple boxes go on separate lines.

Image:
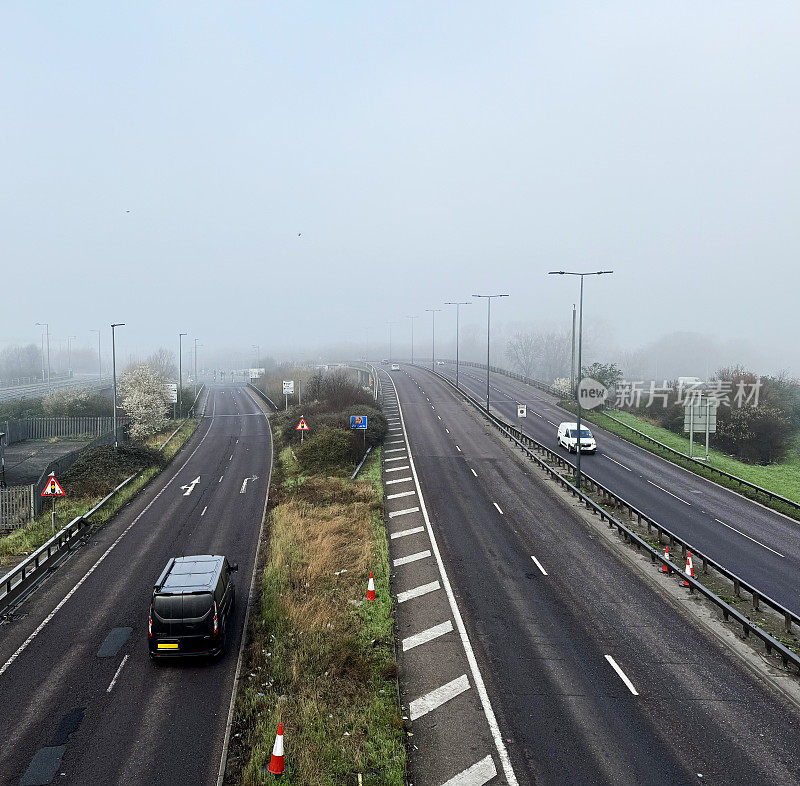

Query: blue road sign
left=350, top=415, right=368, bottom=430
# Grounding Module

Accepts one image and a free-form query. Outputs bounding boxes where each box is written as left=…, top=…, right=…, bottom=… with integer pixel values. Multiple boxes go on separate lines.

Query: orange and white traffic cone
left=682, top=552, right=694, bottom=587
left=267, top=722, right=285, bottom=776
left=366, top=572, right=376, bottom=601
left=661, top=545, right=670, bottom=574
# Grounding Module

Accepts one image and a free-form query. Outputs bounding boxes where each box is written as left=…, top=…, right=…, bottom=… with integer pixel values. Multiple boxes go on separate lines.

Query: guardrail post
left=785, top=614, right=793, bottom=634
left=752, top=592, right=760, bottom=611
left=733, top=579, right=740, bottom=598
left=701, top=556, right=708, bottom=574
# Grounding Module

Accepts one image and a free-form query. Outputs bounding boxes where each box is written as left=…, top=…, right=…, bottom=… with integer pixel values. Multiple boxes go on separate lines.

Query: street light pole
left=194, top=338, right=201, bottom=401
left=36, top=322, right=51, bottom=390
left=387, top=322, right=398, bottom=362
left=67, top=336, right=76, bottom=379
left=179, top=333, right=187, bottom=417
left=406, top=316, right=418, bottom=366
left=471, top=294, right=509, bottom=411
left=111, top=323, right=125, bottom=451
left=548, top=270, right=613, bottom=490
left=444, top=301, right=471, bottom=389
left=425, top=309, right=441, bottom=371
left=570, top=304, right=577, bottom=394
left=91, top=330, right=101, bottom=380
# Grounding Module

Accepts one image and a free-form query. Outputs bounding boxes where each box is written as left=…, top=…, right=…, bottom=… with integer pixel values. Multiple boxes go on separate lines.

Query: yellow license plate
left=157, top=643, right=179, bottom=649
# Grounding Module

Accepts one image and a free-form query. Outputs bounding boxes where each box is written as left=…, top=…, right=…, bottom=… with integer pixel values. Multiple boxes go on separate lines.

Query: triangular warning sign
left=296, top=417, right=309, bottom=431
left=41, top=473, right=65, bottom=497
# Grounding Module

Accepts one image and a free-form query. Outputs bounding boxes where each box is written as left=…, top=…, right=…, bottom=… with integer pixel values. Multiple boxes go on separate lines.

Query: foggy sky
left=2, top=2, right=799, bottom=376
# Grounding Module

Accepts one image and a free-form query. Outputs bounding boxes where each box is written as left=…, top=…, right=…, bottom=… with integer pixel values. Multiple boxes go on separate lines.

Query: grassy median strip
left=0, top=419, right=198, bottom=563
left=226, top=446, right=405, bottom=785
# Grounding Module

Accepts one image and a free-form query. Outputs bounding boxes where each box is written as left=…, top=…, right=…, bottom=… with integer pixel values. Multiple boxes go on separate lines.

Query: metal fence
left=0, top=425, right=127, bottom=531
left=2, top=417, right=123, bottom=446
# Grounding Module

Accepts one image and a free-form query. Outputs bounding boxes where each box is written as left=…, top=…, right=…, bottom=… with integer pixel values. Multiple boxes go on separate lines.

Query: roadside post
left=41, top=472, right=66, bottom=533
left=351, top=415, right=368, bottom=447
left=296, top=416, right=309, bottom=445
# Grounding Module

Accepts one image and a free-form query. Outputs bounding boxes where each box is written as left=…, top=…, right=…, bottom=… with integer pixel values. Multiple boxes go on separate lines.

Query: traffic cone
left=682, top=552, right=694, bottom=587
left=267, top=722, right=285, bottom=776
left=661, top=545, right=670, bottom=574
left=366, top=572, right=376, bottom=601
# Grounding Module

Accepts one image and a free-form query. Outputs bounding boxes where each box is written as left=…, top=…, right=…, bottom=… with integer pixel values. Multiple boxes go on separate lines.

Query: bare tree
left=506, top=332, right=540, bottom=377
left=146, top=347, right=177, bottom=381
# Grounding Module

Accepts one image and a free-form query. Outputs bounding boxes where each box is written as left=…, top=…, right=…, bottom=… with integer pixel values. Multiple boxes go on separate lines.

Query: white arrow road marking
left=240, top=475, right=259, bottom=494
left=181, top=477, right=201, bottom=496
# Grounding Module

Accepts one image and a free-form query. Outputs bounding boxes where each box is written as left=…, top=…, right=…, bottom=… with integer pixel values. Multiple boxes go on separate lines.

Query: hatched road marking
left=391, top=526, right=425, bottom=540
left=409, top=674, right=470, bottom=720
left=394, top=550, right=432, bottom=567
left=397, top=580, right=441, bottom=603
left=440, top=756, right=498, bottom=786
left=389, top=506, right=420, bottom=518
left=387, top=490, right=416, bottom=499
left=402, top=620, right=454, bottom=651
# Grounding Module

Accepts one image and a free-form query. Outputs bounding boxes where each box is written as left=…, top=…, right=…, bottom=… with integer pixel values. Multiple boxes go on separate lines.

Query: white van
left=557, top=422, right=597, bottom=454
left=391, top=363, right=400, bottom=371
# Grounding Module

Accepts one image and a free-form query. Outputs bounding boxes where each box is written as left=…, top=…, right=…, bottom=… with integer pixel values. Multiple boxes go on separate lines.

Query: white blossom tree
left=119, top=364, right=170, bottom=441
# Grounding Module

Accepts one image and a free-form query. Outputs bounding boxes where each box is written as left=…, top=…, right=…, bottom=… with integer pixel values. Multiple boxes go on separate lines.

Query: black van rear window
left=154, top=593, right=212, bottom=619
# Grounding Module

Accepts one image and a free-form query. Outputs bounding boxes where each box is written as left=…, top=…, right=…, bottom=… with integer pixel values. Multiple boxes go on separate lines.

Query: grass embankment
left=567, top=403, right=800, bottom=514
left=0, top=419, right=198, bottom=563
left=226, top=446, right=404, bottom=785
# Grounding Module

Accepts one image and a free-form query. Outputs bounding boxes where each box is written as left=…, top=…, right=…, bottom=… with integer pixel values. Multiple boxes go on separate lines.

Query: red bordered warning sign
left=295, top=417, right=309, bottom=431
left=41, top=473, right=65, bottom=497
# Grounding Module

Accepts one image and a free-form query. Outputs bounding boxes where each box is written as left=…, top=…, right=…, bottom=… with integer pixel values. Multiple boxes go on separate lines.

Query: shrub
left=64, top=444, right=165, bottom=497
left=296, top=426, right=352, bottom=473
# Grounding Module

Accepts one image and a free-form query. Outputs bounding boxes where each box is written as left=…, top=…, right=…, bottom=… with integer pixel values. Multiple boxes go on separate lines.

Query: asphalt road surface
left=433, top=361, right=800, bottom=616
left=0, top=385, right=271, bottom=786
left=388, top=364, right=800, bottom=786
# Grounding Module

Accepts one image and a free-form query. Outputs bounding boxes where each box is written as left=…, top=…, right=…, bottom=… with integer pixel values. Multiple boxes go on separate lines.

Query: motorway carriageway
left=0, top=385, right=270, bottom=786
left=432, top=362, right=800, bottom=617
left=388, top=364, right=800, bottom=785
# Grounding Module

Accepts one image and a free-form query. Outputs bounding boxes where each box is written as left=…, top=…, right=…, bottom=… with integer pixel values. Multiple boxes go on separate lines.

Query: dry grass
left=226, top=448, right=404, bottom=785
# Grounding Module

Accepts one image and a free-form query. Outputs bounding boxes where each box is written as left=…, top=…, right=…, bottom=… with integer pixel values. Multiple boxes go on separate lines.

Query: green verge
left=226, top=446, right=405, bottom=785
left=0, top=419, right=199, bottom=563
left=562, top=403, right=800, bottom=519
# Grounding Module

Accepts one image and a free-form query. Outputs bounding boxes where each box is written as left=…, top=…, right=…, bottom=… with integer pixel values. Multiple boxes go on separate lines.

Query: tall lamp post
left=35, top=322, right=51, bottom=390
left=548, top=270, right=613, bottom=489
left=444, top=301, right=471, bottom=389
left=111, top=323, right=125, bottom=451
left=471, top=294, right=508, bottom=411
left=67, top=336, right=76, bottom=379
left=425, top=309, right=441, bottom=371
left=90, top=329, right=101, bottom=380
left=194, top=339, right=202, bottom=401
left=406, top=316, right=418, bottom=366
left=178, top=333, right=187, bottom=417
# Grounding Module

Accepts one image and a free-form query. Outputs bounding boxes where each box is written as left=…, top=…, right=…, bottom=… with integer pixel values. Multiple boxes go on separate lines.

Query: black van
left=148, top=555, right=237, bottom=659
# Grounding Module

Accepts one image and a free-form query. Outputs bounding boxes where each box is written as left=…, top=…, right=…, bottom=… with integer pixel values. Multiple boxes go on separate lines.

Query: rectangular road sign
left=350, top=415, right=368, bottom=430
left=683, top=398, right=718, bottom=433
left=249, top=368, right=265, bottom=380
left=165, top=382, right=178, bottom=403
left=283, top=380, right=295, bottom=395
left=518, top=404, right=527, bottom=418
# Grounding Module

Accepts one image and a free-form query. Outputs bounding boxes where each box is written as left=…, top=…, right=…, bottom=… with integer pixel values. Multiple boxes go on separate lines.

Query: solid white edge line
left=217, top=387, right=275, bottom=786
left=402, top=620, right=454, bottom=651
left=440, top=755, right=498, bottom=786
left=382, top=369, right=520, bottom=785
left=531, top=555, right=548, bottom=576
left=106, top=653, right=129, bottom=693
left=604, top=654, right=639, bottom=696
left=0, top=416, right=217, bottom=678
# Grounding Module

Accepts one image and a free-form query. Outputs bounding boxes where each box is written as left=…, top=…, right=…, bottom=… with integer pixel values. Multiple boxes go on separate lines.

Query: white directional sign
left=518, top=404, right=527, bottom=418
left=249, top=368, right=265, bottom=380
left=165, top=383, right=178, bottom=404
left=283, top=380, right=295, bottom=395
left=181, top=476, right=201, bottom=496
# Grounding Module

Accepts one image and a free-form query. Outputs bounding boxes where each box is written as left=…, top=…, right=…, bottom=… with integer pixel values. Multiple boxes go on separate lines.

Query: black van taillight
left=148, top=605, right=153, bottom=638
left=213, top=601, right=218, bottom=635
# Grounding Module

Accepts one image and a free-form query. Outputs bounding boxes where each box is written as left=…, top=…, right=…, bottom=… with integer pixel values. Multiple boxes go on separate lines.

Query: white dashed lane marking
left=605, top=655, right=639, bottom=696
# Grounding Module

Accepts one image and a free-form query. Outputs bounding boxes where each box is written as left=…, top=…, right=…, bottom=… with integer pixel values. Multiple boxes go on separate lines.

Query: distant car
left=557, top=422, right=597, bottom=454
left=436, top=360, right=445, bottom=366
left=381, top=359, right=390, bottom=365
left=149, top=555, right=237, bottom=659
left=391, top=363, right=400, bottom=371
